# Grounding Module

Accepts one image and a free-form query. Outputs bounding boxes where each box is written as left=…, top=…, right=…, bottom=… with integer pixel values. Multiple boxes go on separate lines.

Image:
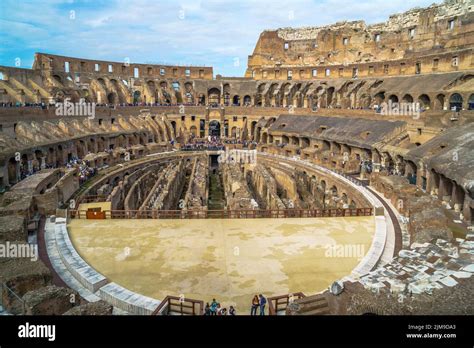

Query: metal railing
left=69, top=208, right=373, bottom=219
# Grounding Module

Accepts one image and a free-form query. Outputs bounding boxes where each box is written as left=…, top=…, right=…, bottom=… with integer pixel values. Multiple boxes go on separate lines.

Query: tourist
left=229, top=306, right=236, bottom=316
left=204, top=302, right=211, bottom=315
left=216, top=303, right=223, bottom=315
left=210, top=298, right=218, bottom=315
left=259, top=294, right=267, bottom=315
left=250, top=294, right=259, bottom=315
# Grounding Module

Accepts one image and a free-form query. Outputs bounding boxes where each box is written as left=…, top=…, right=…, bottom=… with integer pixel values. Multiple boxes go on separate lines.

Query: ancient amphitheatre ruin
left=0, top=0, right=473, bottom=317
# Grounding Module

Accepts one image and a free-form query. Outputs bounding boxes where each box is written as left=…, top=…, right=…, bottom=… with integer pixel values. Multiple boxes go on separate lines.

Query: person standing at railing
left=250, top=295, right=259, bottom=315
left=210, top=298, right=218, bottom=315
left=229, top=306, right=236, bottom=316
left=259, top=294, right=267, bottom=315
left=204, top=303, right=211, bottom=315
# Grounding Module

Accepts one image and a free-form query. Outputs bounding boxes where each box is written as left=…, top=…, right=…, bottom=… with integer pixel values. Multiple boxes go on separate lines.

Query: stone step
left=299, top=300, right=329, bottom=314
left=296, top=294, right=326, bottom=305
left=301, top=307, right=331, bottom=315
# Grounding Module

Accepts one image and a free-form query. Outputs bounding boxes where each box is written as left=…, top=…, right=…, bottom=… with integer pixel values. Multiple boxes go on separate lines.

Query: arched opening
left=449, top=93, right=463, bottom=111
left=107, top=92, right=117, bottom=104
left=232, top=95, right=240, bottom=106
left=261, top=132, right=268, bottom=144
left=468, top=94, right=474, bottom=110
left=243, top=95, right=251, bottom=106
left=418, top=94, right=430, bottom=109
left=435, top=94, right=445, bottom=110
left=388, top=95, right=399, bottom=103
left=190, top=125, right=197, bottom=137
left=373, top=92, right=385, bottom=105
left=326, top=87, right=335, bottom=106
left=281, top=135, right=289, bottom=144
left=300, top=137, right=310, bottom=148
left=208, top=88, right=221, bottom=106
left=209, top=120, right=221, bottom=137
left=170, top=121, right=177, bottom=138
left=133, top=90, right=141, bottom=104
left=402, top=94, right=413, bottom=103
left=250, top=121, right=257, bottom=140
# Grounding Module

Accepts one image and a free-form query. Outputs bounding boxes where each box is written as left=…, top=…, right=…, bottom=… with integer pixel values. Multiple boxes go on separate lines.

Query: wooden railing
left=268, top=292, right=306, bottom=315
left=69, top=208, right=373, bottom=219
left=152, top=296, right=204, bottom=316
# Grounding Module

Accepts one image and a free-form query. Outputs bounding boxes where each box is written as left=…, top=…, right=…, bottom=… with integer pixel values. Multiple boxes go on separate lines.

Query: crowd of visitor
left=203, top=294, right=267, bottom=316
left=182, top=135, right=224, bottom=151
left=65, top=156, right=97, bottom=185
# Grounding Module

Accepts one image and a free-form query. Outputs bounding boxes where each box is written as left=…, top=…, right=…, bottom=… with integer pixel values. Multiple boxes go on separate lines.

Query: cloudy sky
left=0, top=0, right=439, bottom=76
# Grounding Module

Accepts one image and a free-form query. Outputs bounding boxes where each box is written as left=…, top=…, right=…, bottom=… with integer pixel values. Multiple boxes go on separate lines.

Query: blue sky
left=0, top=0, right=439, bottom=77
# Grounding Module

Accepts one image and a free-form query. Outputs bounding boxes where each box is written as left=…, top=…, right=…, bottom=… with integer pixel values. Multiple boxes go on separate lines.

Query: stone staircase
left=291, top=294, right=330, bottom=315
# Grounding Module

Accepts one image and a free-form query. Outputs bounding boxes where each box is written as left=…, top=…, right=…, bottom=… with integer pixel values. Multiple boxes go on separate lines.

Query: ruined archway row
left=256, top=118, right=473, bottom=224
left=1, top=61, right=472, bottom=112
left=0, top=114, right=175, bottom=188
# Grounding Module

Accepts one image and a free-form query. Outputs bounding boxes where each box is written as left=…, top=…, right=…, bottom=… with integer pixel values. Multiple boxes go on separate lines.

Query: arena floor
left=68, top=217, right=375, bottom=314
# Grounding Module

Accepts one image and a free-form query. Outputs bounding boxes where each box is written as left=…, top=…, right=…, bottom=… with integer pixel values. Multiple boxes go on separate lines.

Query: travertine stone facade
left=247, top=0, right=473, bottom=79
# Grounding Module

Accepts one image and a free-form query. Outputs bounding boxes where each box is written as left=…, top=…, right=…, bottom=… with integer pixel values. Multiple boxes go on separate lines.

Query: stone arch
left=388, top=94, right=398, bottom=103
left=449, top=93, right=463, bottom=111
left=209, top=120, right=221, bottom=137
left=402, top=94, right=413, bottom=103
left=373, top=91, right=385, bottom=105
left=418, top=94, right=430, bottom=109
left=326, top=87, right=335, bottom=107
left=133, top=90, right=141, bottom=104
left=468, top=94, right=474, bottom=110
left=232, top=95, right=240, bottom=106
left=435, top=94, right=445, bottom=110
left=208, top=88, right=221, bottom=105
left=243, top=95, right=252, bottom=106
left=300, top=137, right=310, bottom=148
left=107, top=92, right=117, bottom=104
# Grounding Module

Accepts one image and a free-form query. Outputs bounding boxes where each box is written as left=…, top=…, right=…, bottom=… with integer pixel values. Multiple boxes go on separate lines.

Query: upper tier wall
left=246, top=0, right=474, bottom=78
left=33, top=53, right=214, bottom=80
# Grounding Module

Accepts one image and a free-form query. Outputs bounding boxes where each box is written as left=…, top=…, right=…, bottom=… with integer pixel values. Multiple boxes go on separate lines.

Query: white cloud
left=0, top=0, right=440, bottom=75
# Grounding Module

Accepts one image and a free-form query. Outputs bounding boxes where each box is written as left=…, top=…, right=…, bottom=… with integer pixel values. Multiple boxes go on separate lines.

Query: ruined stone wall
left=245, top=163, right=286, bottom=209
left=183, top=157, right=209, bottom=210
left=247, top=0, right=474, bottom=78
left=144, top=160, right=187, bottom=210
left=221, top=163, right=257, bottom=209
left=124, top=168, right=163, bottom=210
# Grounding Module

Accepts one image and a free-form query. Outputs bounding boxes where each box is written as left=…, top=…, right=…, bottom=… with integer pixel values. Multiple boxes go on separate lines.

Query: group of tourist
left=182, top=135, right=225, bottom=151
left=1, top=102, right=48, bottom=108
left=250, top=294, right=267, bottom=315
left=65, top=155, right=97, bottom=185
left=203, top=294, right=267, bottom=316
left=204, top=299, right=236, bottom=316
